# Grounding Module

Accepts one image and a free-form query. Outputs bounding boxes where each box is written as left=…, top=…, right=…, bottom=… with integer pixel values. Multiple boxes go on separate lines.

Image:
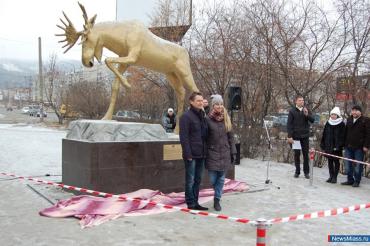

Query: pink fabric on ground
left=40, top=179, right=248, bottom=228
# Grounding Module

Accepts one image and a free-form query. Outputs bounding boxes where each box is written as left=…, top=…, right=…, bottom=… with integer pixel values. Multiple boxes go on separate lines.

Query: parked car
left=29, top=105, right=41, bottom=116
left=115, top=110, right=140, bottom=120
left=274, top=114, right=288, bottom=127
left=313, top=113, right=320, bottom=125
left=264, top=115, right=278, bottom=128
left=36, top=110, right=47, bottom=118
left=21, top=106, right=30, bottom=114
left=6, top=104, right=13, bottom=111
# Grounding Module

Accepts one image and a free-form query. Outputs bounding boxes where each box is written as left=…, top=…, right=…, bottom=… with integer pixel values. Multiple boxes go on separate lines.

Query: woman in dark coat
left=320, top=106, right=345, bottom=183
left=206, top=94, right=236, bottom=211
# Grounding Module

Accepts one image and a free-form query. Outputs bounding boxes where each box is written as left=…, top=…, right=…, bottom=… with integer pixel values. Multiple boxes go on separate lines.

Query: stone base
left=62, top=139, right=235, bottom=194
left=62, top=120, right=234, bottom=194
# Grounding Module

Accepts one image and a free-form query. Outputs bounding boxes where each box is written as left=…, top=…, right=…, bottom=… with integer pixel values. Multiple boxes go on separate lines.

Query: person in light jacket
left=205, top=94, right=236, bottom=211
left=162, top=108, right=176, bottom=133
left=320, top=107, right=345, bottom=184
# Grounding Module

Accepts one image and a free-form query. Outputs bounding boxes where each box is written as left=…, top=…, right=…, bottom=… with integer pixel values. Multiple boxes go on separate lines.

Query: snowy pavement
left=0, top=124, right=369, bottom=246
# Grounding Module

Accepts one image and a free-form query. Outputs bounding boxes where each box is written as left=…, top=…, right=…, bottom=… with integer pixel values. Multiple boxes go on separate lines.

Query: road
left=0, top=107, right=60, bottom=124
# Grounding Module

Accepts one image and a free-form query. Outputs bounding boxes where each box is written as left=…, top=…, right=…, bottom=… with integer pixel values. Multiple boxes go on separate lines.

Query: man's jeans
left=294, top=137, right=310, bottom=175
left=184, top=158, right=205, bottom=207
left=344, top=148, right=364, bottom=183
left=208, top=170, right=225, bottom=199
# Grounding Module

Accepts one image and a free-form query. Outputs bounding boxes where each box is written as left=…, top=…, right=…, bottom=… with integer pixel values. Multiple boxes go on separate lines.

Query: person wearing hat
left=162, top=108, right=176, bottom=133
left=205, top=94, right=236, bottom=211
left=341, top=105, right=370, bottom=187
left=320, top=106, right=345, bottom=183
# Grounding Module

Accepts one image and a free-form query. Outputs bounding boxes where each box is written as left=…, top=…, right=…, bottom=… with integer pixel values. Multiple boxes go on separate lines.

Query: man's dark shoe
left=214, top=198, right=221, bottom=212
left=330, top=177, right=337, bottom=183
left=294, top=173, right=299, bottom=178
left=341, top=181, right=354, bottom=186
left=195, top=204, right=208, bottom=210
left=326, top=177, right=332, bottom=183
left=304, top=174, right=310, bottom=179
left=188, top=204, right=208, bottom=211
left=352, top=182, right=360, bottom=188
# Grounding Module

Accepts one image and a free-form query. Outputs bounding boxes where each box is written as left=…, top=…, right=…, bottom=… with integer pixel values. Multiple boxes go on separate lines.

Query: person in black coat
left=320, top=107, right=345, bottom=183
left=203, top=98, right=210, bottom=115
left=287, top=95, right=315, bottom=179
left=341, top=105, right=370, bottom=187
left=179, top=92, right=208, bottom=210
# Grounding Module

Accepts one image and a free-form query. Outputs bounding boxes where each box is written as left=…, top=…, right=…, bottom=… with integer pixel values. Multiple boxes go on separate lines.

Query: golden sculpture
left=56, top=3, right=199, bottom=132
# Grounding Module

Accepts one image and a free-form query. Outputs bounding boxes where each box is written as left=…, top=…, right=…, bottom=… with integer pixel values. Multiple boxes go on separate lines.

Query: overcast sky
left=0, top=0, right=162, bottom=62
left=0, top=0, right=333, bottom=63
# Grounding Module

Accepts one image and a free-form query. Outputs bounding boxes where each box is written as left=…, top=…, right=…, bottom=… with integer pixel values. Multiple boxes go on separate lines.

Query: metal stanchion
left=253, top=218, right=271, bottom=246
left=309, top=149, right=315, bottom=186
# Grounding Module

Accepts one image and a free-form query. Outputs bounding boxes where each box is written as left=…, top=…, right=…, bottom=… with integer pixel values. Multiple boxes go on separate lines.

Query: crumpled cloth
left=40, top=179, right=248, bottom=228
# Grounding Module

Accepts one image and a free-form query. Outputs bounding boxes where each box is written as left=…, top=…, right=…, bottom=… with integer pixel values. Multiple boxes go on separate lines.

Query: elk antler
left=78, top=2, right=89, bottom=26
left=55, top=11, right=83, bottom=53
left=78, top=2, right=97, bottom=31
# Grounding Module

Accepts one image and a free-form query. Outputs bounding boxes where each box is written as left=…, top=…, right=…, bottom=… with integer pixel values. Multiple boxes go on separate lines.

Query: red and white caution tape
left=2, top=171, right=370, bottom=227
left=268, top=202, right=370, bottom=224
left=314, top=149, right=370, bottom=166
left=0, top=172, right=254, bottom=224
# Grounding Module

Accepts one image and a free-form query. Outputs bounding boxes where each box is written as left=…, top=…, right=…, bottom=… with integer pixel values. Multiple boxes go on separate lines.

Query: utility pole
left=38, top=37, right=44, bottom=122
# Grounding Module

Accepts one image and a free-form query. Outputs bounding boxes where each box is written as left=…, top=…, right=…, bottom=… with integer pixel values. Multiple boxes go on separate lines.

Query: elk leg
left=104, top=49, right=140, bottom=89
left=174, top=60, right=199, bottom=92
left=105, top=59, right=131, bottom=89
left=166, top=73, right=185, bottom=134
left=102, top=64, right=127, bottom=120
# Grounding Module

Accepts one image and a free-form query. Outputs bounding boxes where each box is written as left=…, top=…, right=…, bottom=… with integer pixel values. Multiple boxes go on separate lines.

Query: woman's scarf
left=208, top=109, right=224, bottom=122
left=328, top=117, right=343, bottom=126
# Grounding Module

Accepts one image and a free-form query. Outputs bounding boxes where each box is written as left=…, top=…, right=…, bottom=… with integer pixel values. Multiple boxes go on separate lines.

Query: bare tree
left=149, top=0, right=191, bottom=27
left=246, top=0, right=347, bottom=111
left=337, top=0, right=370, bottom=113
left=115, top=67, right=168, bottom=120
left=44, top=54, right=65, bottom=124
left=66, top=79, right=110, bottom=119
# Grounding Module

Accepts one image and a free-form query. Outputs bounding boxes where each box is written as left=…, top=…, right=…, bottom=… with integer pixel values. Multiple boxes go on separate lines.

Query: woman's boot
left=214, top=198, right=221, bottom=211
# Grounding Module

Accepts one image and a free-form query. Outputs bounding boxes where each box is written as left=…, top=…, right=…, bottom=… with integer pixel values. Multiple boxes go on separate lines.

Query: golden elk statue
left=56, top=2, right=199, bottom=131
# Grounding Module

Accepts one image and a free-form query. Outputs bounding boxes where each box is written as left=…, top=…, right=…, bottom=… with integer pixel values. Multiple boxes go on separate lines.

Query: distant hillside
left=0, top=58, right=81, bottom=89
left=0, top=59, right=37, bottom=88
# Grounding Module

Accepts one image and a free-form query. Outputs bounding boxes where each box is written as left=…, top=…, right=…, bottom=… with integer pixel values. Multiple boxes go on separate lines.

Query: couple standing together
left=179, top=92, right=236, bottom=211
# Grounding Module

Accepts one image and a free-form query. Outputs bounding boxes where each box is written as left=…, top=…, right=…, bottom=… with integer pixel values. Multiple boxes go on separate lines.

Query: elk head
left=56, top=2, right=99, bottom=68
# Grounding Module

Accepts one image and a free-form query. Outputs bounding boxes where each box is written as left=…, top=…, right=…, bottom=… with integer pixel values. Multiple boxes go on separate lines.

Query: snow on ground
left=0, top=124, right=369, bottom=246
left=0, top=124, right=66, bottom=176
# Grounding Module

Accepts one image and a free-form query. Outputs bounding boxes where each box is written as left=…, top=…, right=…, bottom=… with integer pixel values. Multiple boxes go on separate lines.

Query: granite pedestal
left=62, top=120, right=234, bottom=194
